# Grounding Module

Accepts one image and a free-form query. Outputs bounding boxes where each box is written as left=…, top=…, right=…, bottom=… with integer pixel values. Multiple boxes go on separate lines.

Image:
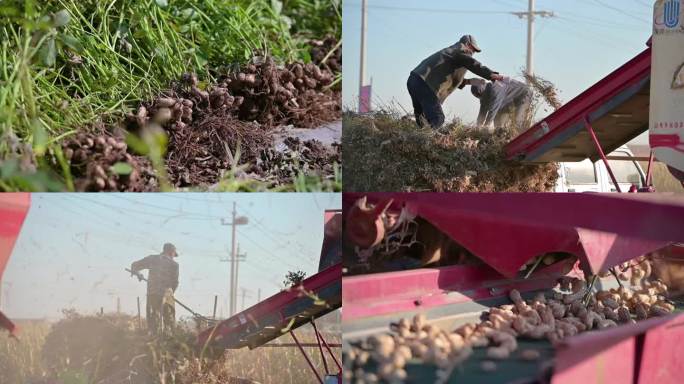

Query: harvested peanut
left=602, top=297, right=620, bottom=310
left=654, top=301, right=675, bottom=312
left=635, top=303, right=649, bottom=320
left=348, top=262, right=673, bottom=382
left=481, top=360, right=497, bottom=372
left=520, top=349, right=541, bottom=361
left=487, top=346, right=510, bottom=359
left=649, top=305, right=671, bottom=317
left=617, top=306, right=631, bottom=323
left=412, top=313, right=427, bottom=331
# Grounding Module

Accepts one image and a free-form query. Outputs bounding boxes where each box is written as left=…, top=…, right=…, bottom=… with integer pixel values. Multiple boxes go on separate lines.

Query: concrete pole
left=359, top=0, right=368, bottom=112
left=233, top=245, right=243, bottom=313
left=241, top=288, right=246, bottom=311
left=230, top=202, right=237, bottom=316
left=526, top=0, right=535, bottom=77
left=137, top=297, right=142, bottom=330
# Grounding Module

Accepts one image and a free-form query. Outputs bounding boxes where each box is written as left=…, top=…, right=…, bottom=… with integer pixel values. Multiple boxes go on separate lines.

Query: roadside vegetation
left=0, top=0, right=341, bottom=191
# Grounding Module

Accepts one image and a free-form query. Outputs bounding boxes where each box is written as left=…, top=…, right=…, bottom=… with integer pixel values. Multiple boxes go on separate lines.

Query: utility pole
left=511, top=0, right=555, bottom=77
left=221, top=203, right=248, bottom=316
left=257, top=288, right=261, bottom=303
left=0, top=282, right=12, bottom=311
left=232, top=245, right=246, bottom=314
left=358, top=0, right=368, bottom=112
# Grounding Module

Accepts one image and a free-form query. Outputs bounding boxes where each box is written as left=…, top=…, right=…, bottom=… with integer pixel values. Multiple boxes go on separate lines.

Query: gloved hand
left=131, top=270, right=144, bottom=281
left=491, top=73, right=504, bottom=82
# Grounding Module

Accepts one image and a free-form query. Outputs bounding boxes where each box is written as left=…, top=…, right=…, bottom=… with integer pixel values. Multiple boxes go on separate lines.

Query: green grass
left=0, top=0, right=341, bottom=191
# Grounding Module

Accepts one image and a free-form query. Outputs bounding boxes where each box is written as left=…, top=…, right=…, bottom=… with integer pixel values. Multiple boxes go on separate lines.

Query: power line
left=344, top=2, right=511, bottom=15
left=67, top=195, right=219, bottom=221
left=550, top=18, right=642, bottom=51
left=58, top=195, right=221, bottom=247
left=492, top=0, right=522, bottom=8
left=556, top=15, right=645, bottom=31
left=589, top=0, right=651, bottom=24
left=108, top=194, right=225, bottom=220
left=236, top=229, right=301, bottom=270
left=558, top=9, right=646, bottom=28
left=235, top=202, right=318, bottom=261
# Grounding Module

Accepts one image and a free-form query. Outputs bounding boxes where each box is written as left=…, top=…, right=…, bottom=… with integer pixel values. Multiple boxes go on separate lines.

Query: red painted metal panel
left=0, top=193, right=31, bottom=277
left=505, top=47, right=652, bottom=161
left=344, top=193, right=684, bottom=278
left=0, top=193, right=31, bottom=336
left=342, top=259, right=578, bottom=321
left=552, top=313, right=684, bottom=384
left=553, top=336, right=635, bottom=384
left=638, top=315, right=684, bottom=384
left=320, top=210, right=342, bottom=271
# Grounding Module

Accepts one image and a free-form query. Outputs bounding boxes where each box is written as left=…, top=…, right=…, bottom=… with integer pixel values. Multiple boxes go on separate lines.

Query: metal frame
left=196, top=210, right=342, bottom=383
left=288, top=325, right=342, bottom=384
left=343, top=193, right=684, bottom=321
left=196, top=262, right=341, bottom=349
left=505, top=47, right=651, bottom=163
left=645, top=151, right=655, bottom=187
left=583, top=115, right=622, bottom=192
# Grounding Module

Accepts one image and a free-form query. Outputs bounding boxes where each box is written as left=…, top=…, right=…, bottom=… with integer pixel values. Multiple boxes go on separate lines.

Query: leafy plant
left=283, top=270, right=307, bottom=287
left=0, top=0, right=341, bottom=191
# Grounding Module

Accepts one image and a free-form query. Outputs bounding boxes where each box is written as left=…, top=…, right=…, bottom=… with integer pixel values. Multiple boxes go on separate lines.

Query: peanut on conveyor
left=345, top=260, right=675, bottom=383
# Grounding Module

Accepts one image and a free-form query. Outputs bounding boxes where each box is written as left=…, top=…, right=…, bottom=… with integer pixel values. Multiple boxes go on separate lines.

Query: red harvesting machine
left=197, top=210, right=343, bottom=384
left=343, top=193, right=684, bottom=384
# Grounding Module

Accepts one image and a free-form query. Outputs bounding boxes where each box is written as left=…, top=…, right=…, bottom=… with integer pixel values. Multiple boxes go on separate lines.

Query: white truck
left=555, top=146, right=646, bottom=192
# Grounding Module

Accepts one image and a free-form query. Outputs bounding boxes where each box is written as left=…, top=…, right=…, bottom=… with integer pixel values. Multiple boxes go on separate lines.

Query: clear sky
left=343, top=0, right=654, bottom=143
left=2, top=193, right=341, bottom=320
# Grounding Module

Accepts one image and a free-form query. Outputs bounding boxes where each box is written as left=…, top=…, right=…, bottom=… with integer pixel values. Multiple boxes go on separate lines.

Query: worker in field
left=130, top=242, right=179, bottom=335
left=469, top=77, right=533, bottom=131
left=407, top=34, right=504, bottom=129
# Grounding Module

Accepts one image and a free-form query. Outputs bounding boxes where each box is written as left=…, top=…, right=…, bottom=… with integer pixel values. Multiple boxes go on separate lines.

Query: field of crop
left=0, top=313, right=341, bottom=384
left=0, top=0, right=341, bottom=192
left=638, top=161, right=684, bottom=193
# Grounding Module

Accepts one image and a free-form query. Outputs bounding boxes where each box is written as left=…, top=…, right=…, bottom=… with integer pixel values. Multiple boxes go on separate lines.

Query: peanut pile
left=63, top=132, right=157, bottom=191
left=345, top=266, right=675, bottom=384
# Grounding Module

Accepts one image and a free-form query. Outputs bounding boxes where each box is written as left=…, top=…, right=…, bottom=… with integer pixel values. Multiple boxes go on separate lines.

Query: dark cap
left=460, top=34, right=481, bottom=52
left=470, top=79, right=487, bottom=98
left=163, top=242, right=178, bottom=257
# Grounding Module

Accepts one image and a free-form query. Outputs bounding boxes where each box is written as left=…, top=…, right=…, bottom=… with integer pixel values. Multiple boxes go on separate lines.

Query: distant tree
left=283, top=270, right=307, bottom=287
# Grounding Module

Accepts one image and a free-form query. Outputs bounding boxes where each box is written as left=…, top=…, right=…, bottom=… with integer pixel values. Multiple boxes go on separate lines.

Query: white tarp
left=650, top=0, right=684, bottom=173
